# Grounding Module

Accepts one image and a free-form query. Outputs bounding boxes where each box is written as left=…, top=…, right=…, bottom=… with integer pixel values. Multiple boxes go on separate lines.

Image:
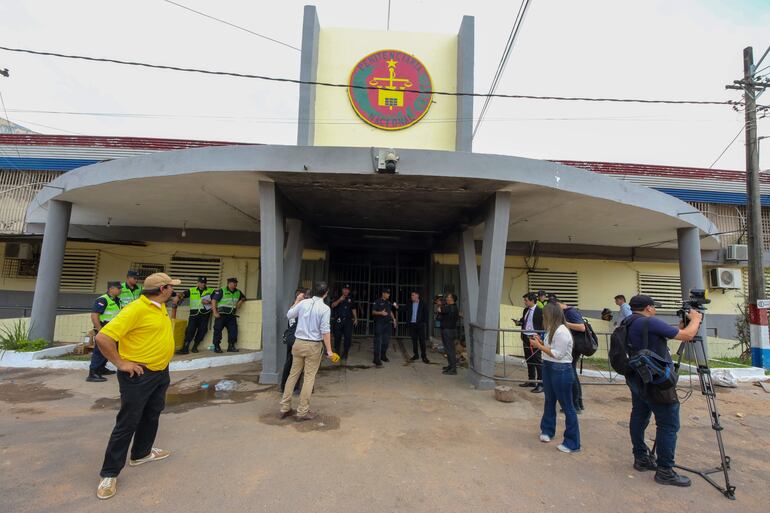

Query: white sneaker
left=557, top=444, right=581, bottom=454
left=129, top=447, right=171, bottom=467
left=539, top=434, right=551, bottom=443
left=96, top=477, right=117, bottom=500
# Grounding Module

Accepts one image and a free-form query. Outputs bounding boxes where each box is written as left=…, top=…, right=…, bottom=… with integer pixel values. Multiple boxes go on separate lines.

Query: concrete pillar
left=456, top=15, right=474, bottom=152
left=470, top=192, right=511, bottom=389
left=279, top=219, right=304, bottom=372
left=457, top=228, right=478, bottom=356
left=259, top=182, right=285, bottom=384
left=296, top=5, right=320, bottom=146
left=677, top=227, right=708, bottom=360
left=29, top=200, right=71, bottom=342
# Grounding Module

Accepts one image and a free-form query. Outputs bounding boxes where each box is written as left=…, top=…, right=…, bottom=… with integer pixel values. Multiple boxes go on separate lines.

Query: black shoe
left=176, top=346, right=189, bottom=355
left=191, top=347, right=199, bottom=353
left=227, top=345, right=239, bottom=353
left=634, top=456, right=658, bottom=472
left=410, top=354, right=420, bottom=361
left=374, top=361, right=383, bottom=368
left=654, top=468, right=691, bottom=487
left=381, top=356, right=390, bottom=362
left=442, top=365, right=450, bottom=371
left=422, top=357, right=430, bottom=364
left=442, top=368, right=457, bottom=375
left=99, top=368, right=116, bottom=376
left=531, top=384, right=544, bottom=393
left=519, top=382, right=535, bottom=388
left=213, top=345, right=223, bottom=353
left=86, top=372, right=107, bottom=383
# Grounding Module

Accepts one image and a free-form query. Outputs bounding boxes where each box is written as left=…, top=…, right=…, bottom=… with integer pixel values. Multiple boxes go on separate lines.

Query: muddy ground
left=1, top=340, right=769, bottom=513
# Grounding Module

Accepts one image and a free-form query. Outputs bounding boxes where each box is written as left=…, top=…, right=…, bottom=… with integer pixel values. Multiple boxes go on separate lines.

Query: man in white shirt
left=279, top=281, right=336, bottom=421
left=516, top=292, right=543, bottom=393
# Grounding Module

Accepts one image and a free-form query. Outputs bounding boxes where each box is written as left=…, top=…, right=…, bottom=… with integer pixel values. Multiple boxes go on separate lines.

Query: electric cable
left=709, top=124, right=746, bottom=168
left=0, top=46, right=741, bottom=107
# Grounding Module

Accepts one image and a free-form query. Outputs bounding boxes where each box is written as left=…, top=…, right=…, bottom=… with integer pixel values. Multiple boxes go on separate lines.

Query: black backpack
left=609, top=314, right=647, bottom=375
left=573, top=320, right=599, bottom=357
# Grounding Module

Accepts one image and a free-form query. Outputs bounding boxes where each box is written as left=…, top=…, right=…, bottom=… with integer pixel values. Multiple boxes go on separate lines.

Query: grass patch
left=42, top=353, right=91, bottom=361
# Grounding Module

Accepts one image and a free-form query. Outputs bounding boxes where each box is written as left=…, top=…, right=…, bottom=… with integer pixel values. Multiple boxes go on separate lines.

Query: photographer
left=624, top=294, right=702, bottom=487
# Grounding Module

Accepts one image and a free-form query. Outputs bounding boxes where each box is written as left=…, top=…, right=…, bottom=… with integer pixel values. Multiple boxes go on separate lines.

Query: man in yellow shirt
left=93, top=272, right=180, bottom=500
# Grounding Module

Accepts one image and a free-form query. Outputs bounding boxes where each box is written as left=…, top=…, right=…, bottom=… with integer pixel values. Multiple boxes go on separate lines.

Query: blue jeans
left=540, top=360, right=581, bottom=450
left=89, top=342, right=108, bottom=373
left=627, top=378, right=680, bottom=468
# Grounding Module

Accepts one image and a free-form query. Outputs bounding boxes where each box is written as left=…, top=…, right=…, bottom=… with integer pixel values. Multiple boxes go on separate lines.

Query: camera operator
left=624, top=294, right=702, bottom=487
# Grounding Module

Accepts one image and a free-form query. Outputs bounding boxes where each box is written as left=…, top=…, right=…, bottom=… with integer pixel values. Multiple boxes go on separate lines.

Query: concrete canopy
left=26, top=144, right=719, bottom=250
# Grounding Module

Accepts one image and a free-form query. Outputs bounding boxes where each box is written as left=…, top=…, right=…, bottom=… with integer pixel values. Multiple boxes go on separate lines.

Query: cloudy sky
left=0, top=0, right=768, bottom=170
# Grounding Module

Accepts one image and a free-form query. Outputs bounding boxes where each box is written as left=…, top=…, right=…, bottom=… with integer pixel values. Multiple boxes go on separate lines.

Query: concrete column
left=456, top=15, right=475, bottom=152
left=457, top=228, right=478, bottom=355
left=29, top=200, right=71, bottom=342
left=279, top=219, right=304, bottom=372
left=296, top=5, right=320, bottom=146
left=677, top=227, right=708, bottom=360
left=259, top=182, right=285, bottom=384
left=470, top=192, right=511, bottom=389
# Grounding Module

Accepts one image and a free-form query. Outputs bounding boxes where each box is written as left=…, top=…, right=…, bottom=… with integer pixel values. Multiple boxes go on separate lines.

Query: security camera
left=375, top=148, right=399, bottom=174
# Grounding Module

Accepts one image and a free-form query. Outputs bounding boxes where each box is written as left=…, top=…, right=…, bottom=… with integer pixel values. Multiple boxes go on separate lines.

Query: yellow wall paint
left=313, top=28, right=458, bottom=150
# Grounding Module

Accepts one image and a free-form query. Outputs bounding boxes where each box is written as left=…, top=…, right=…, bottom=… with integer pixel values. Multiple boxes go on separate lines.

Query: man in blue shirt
left=615, top=294, right=632, bottom=324
left=624, top=294, right=702, bottom=487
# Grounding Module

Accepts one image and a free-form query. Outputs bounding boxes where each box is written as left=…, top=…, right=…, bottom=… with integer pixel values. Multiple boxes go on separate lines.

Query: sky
left=0, top=0, right=768, bottom=170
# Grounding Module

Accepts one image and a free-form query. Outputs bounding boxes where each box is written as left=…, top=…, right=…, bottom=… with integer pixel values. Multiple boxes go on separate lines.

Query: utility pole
left=727, top=47, right=770, bottom=369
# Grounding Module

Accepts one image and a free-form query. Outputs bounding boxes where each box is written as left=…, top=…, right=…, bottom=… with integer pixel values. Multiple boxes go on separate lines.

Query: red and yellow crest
left=348, top=50, right=433, bottom=130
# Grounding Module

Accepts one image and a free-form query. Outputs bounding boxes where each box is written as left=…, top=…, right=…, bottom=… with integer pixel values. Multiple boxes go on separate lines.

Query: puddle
left=318, top=364, right=371, bottom=373
left=92, top=380, right=276, bottom=414
left=258, top=411, right=340, bottom=432
left=0, top=382, right=72, bottom=403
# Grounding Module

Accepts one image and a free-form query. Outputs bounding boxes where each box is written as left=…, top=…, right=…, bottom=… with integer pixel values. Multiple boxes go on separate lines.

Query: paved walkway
left=1, top=339, right=767, bottom=512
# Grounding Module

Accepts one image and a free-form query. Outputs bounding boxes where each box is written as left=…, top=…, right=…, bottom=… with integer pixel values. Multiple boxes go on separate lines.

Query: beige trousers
left=279, top=339, right=324, bottom=416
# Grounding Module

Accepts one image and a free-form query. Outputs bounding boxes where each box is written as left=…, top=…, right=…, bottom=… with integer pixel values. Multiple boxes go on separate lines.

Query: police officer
left=119, top=271, right=143, bottom=306
left=86, top=281, right=122, bottom=382
left=371, top=288, right=397, bottom=367
left=331, top=284, right=358, bottom=360
left=211, top=277, right=246, bottom=353
left=173, top=276, right=215, bottom=354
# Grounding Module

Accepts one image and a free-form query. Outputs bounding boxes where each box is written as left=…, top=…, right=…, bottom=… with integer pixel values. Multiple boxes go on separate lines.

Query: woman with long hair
left=530, top=302, right=581, bottom=453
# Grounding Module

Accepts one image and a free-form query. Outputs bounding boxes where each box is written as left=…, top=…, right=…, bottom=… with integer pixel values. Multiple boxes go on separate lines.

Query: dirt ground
left=1, top=339, right=769, bottom=513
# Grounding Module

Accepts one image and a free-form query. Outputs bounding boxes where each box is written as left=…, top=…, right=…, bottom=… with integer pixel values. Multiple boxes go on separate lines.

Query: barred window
left=527, top=271, right=579, bottom=307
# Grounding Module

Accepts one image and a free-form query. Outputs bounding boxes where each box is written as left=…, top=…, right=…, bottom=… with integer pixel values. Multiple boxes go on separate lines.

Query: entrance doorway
left=328, top=249, right=429, bottom=338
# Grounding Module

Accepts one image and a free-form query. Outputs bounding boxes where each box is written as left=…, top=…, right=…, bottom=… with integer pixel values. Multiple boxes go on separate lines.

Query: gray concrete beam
left=259, top=182, right=285, bottom=384
left=297, top=5, right=321, bottom=146
left=279, top=218, right=305, bottom=374
left=677, top=227, right=708, bottom=360
left=456, top=15, right=474, bottom=152
left=458, top=228, right=478, bottom=353
left=470, top=192, right=511, bottom=389
left=29, top=200, right=71, bottom=342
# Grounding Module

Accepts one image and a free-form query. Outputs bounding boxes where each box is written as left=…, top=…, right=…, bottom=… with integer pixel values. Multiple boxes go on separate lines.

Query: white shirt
left=287, top=296, right=331, bottom=342
left=541, top=325, right=574, bottom=363
left=523, top=306, right=536, bottom=335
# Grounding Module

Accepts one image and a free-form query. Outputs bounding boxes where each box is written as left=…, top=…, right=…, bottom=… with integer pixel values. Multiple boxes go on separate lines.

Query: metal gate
left=329, top=250, right=429, bottom=338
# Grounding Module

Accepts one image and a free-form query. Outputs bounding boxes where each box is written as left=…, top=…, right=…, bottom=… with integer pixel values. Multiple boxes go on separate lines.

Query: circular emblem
left=348, top=49, right=433, bottom=130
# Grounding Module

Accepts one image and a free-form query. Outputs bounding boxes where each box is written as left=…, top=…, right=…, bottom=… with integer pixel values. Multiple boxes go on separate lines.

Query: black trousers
left=441, top=328, right=457, bottom=370
left=184, top=313, right=211, bottom=346
left=212, top=314, right=238, bottom=346
left=521, top=334, right=542, bottom=381
left=571, top=354, right=583, bottom=408
left=372, top=323, right=391, bottom=364
left=100, top=368, right=170, bottom=477
left=409, top=322, right=427, bottom=357
left=333, top=319, right=354, bottom=357
left=280, top=337, right=302, bottom=392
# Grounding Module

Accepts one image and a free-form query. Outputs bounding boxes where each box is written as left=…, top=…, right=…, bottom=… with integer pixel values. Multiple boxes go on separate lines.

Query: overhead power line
left=473, top=0, right=533, bottom=139
left=0, top=45, right=742, bottom=107
left=161, top=0, right=301, bottom=52
left=709, top=123, right=746, bottom=168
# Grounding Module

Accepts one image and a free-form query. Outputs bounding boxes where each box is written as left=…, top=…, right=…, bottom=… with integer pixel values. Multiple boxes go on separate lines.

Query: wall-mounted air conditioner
left=709, top=268, right=741, bottom=289
left=726, top=244, right=748, bottom=261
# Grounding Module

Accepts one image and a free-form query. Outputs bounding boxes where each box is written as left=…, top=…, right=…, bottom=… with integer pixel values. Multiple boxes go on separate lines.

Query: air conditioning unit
left=709, top=268, right=741, bottom=289
left=726, top=244, right=748, bottom=261
left=4, top=243, right=33, bottom=260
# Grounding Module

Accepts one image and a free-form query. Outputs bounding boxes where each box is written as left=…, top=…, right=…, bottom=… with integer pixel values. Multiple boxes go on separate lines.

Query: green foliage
left=733, top=302, right=751, bottom=362
left=0, top=321, right=49, bottom=352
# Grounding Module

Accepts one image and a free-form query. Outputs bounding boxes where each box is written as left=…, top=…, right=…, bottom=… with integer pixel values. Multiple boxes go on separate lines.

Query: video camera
left=677, top=288, right=710, bottom=323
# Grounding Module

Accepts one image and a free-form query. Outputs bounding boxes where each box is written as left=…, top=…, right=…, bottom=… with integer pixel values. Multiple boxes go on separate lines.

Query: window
left=637, top=273, right=681, bottom=312
left=60, top=249, right=100, bottom=293
left=129, top=262, right=166, bottom=280
left=527, top=271, right=579, bottom=307
left=167, top=256, right=222, bottom=289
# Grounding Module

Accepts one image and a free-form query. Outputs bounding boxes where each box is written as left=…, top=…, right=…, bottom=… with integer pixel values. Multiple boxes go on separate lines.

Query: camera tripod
left=667, top=330, right=736, bottom=500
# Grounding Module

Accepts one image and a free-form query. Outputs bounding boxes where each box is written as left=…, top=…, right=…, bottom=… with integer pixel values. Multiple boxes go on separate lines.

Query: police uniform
left=176, top=277, right=215, bottom=354
left=372, top=289, right=395, bottom=365
left=87, top=282, right=122, bottom=381
left=119, top=271, right=143, bottom=305
left=332, top=285, right=356, bottom=359
left=211, top=278, right=245, bottom=353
